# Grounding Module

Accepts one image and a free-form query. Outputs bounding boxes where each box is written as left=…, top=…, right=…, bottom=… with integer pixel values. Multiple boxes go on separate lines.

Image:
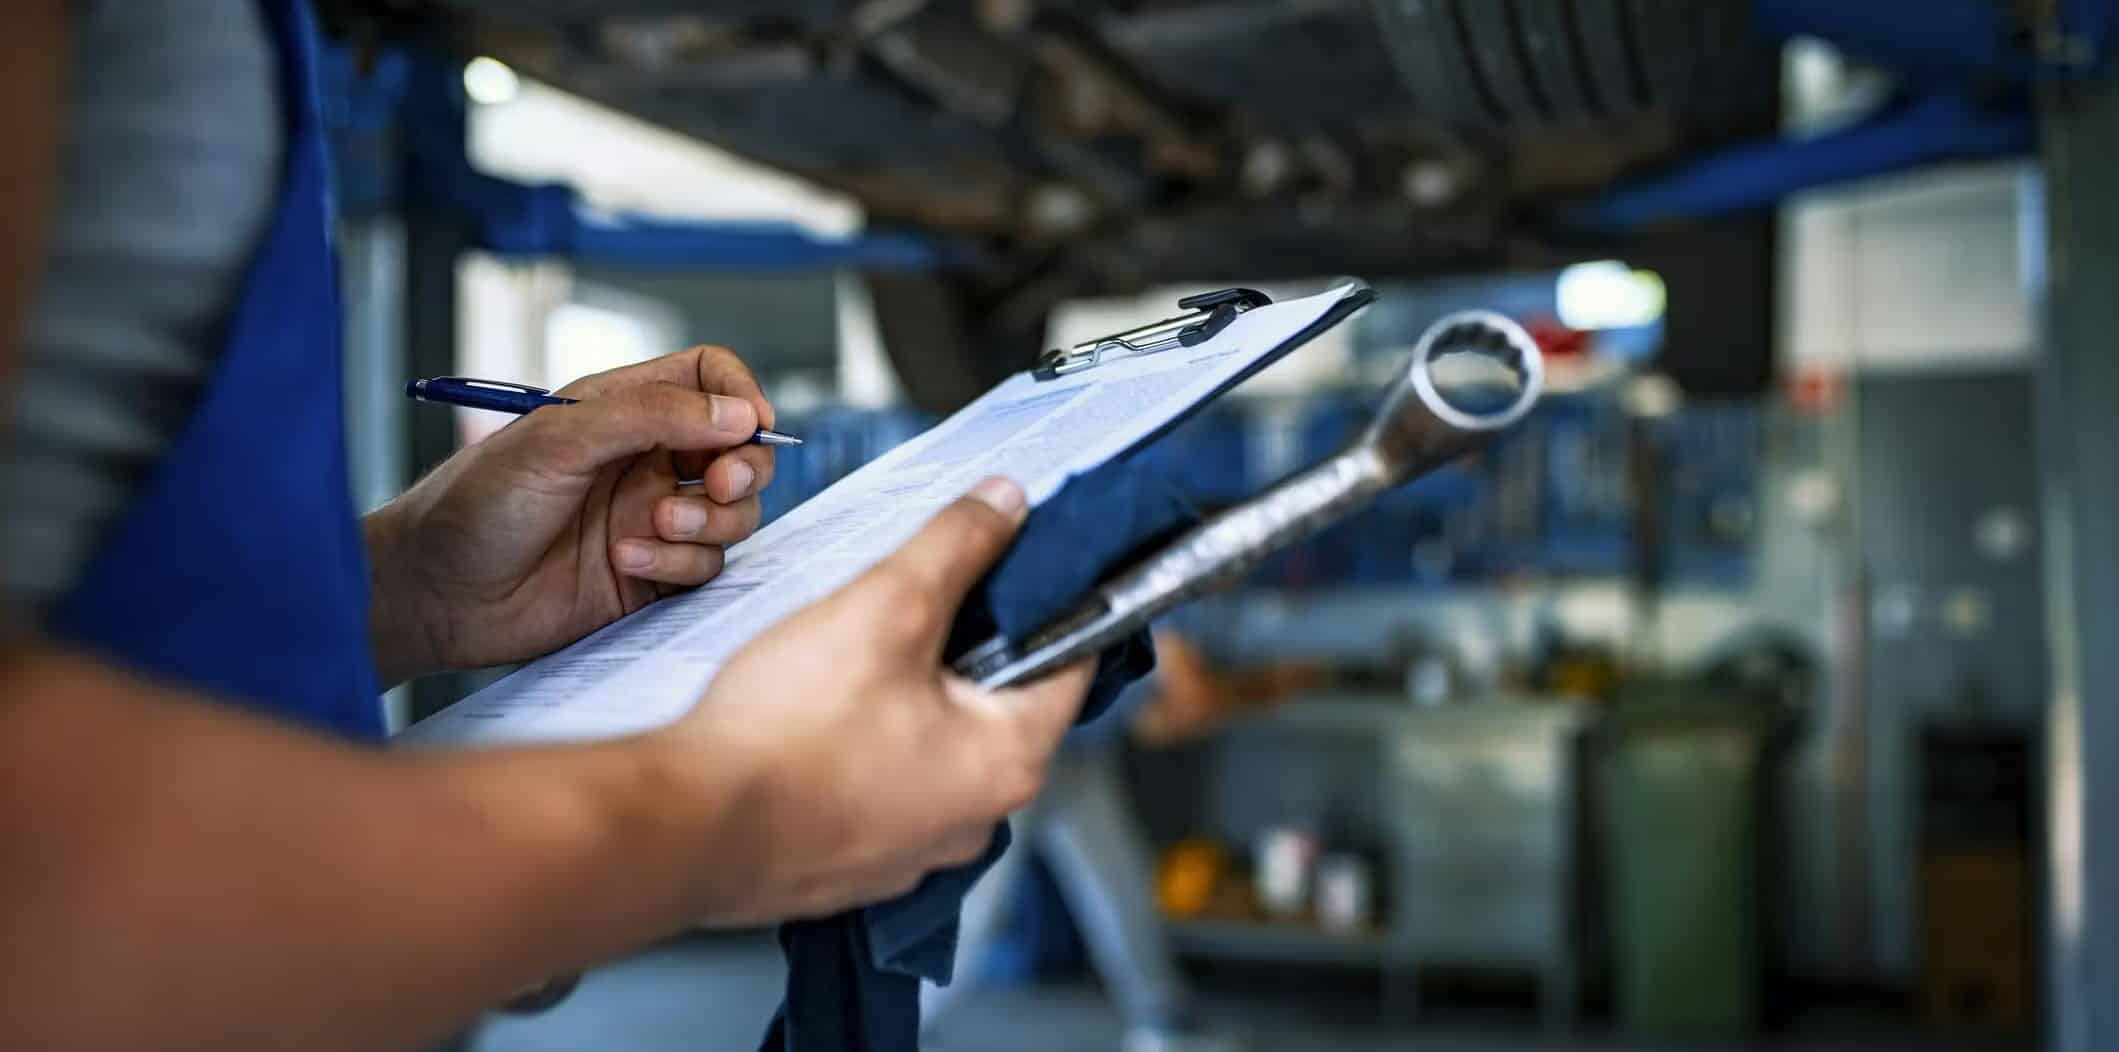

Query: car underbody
left=323, top=1, right=1786, bottom=402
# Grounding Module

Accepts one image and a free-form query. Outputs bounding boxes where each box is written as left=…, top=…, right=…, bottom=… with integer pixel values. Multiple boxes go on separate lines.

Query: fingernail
left=615, top=540, right=654, bottom=572
left=709, top=395, right=750, bottom=432
left=669, top=503, right=708, bottom=537
left=728, top=462, right=756, bottom=498
left=969, top=476, right=1026, bottom=521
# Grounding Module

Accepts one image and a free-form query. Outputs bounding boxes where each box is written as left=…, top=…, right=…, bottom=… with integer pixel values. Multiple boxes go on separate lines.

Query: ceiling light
left=1557, top=260, right=1666, bottom=330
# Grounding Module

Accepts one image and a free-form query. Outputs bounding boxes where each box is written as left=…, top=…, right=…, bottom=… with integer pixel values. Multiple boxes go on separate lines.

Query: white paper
left=397, top=285, right=1358, bottom=748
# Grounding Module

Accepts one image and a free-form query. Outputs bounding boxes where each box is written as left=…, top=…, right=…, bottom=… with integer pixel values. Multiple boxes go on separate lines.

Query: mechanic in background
left=0, top=3, right=1090, bottom=1049
left=929, top=630, right=1322, bottom=1052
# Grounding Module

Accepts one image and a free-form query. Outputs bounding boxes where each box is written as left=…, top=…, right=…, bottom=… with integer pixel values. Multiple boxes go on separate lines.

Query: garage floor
left=471, top=934, right=2030, bottom=1052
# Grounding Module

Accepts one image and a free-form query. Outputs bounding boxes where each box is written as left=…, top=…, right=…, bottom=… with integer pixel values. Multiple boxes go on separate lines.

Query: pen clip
left=443, top=377, right=552, bottom=396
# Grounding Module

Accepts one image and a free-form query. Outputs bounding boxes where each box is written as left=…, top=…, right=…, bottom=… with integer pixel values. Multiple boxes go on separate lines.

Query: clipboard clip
left=1033, top=288, right=1274, bottom=381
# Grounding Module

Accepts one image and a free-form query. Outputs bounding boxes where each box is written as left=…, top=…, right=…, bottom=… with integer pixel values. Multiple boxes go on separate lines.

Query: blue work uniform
left=32, top=5, right=1173, bottom=1049
left=49, top=0, right=382, bottom=739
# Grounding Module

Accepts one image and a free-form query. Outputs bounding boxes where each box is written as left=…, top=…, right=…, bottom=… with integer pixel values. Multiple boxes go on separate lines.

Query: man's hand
left=652, top=477, right=1096, bottom=926
left=365, top=347, right=777, bottom=684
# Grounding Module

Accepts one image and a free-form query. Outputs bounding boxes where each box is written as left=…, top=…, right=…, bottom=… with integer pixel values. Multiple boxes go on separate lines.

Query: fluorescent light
left=1556, top=260, right=1666, bottom=330
left=463, top=57, right=520, bottom=106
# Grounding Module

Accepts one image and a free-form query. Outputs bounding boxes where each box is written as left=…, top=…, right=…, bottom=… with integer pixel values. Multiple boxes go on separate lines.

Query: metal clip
left=1032, top=288, right=1274, bottom=381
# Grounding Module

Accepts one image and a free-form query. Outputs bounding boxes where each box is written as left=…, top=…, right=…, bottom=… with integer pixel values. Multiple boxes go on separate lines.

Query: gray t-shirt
left=1, top=0, right=285, bottom=614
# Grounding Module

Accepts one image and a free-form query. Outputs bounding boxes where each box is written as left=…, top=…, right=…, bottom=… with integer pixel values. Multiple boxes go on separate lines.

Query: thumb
left=506, top=382, right=758, bottom=477
left=864, top=476, right=1028, bottom=624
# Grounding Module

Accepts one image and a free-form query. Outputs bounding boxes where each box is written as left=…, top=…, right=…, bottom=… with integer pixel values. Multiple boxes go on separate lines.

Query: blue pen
left=406, top=377, right=802, bottom=447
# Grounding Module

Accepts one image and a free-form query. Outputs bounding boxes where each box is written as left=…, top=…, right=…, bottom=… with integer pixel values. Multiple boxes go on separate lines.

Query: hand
left=655, top=477, right=1095, bottom=926
left=365, top=347, right=777, bottom=684
left=1130, top=631, right=1325, bottom=747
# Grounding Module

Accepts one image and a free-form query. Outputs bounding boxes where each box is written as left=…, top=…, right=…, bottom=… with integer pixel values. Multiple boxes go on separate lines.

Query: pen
left=406, top=377, right=803, bottom=447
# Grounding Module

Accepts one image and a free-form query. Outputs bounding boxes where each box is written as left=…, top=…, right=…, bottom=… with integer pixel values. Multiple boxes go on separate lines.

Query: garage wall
left=1776, top=158, right=2047, bottom=986
left=1782, top=160, right=2040, bottom=372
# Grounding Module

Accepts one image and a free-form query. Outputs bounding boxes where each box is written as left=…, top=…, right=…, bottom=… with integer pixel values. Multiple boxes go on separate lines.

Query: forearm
left=0, top=643, right=749, bottom=1052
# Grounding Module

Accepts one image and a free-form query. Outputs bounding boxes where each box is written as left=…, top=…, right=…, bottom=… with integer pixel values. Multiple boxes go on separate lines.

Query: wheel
left=1459, top=0, right=1547, bottom=121
left=865, top=272, right=1048, bottom=414
left=1515, top=0, right=1598, bottom=119
left=1371, top=0, right=1498, bottom=128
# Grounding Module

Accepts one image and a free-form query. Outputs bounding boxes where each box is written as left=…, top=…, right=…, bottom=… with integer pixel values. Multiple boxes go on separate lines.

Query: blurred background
left=315, top=1, right=2114, bottom=1049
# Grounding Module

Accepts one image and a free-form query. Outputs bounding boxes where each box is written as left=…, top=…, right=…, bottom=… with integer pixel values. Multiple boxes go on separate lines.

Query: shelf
left=1227, top=694, right=1411, bottom=735
left=1225, top=693, right=1593, bottom=738
left=1166, top=918, right=1405, bottom=967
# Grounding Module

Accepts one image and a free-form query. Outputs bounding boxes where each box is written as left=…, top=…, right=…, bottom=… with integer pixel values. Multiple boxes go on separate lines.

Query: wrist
left=368, top=734, right=762, bottom=981
left=362, top=503, right=448, bottom=686
left=629, top=719, right=776, bottom=924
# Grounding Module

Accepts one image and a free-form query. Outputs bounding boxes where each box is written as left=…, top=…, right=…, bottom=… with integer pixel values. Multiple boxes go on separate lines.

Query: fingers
left=558, top=347, right=777, bottom=479
left=862, top=477, right=1028, bottom=625
left=681, top=445, right=774, bottom=505
left=693, top=346, right=775, bottom=428
left=556, top=345, right=774, bottom=429
left=932, top=657, right=1094, bottom=824
left=976, top=658, right=1099, bottom=760
left=937, top=827, right=998, bottom=867
left=654, top=495, right=762, bottom=546
left=513, top=382, right=758, bottom=477
left=612, top=538, right=726, bottom=587
left=540, top=347, right=782, bottom=502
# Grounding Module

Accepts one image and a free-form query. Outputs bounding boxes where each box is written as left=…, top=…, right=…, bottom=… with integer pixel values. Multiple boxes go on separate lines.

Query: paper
left=398, top=284, right=1357, bottom=748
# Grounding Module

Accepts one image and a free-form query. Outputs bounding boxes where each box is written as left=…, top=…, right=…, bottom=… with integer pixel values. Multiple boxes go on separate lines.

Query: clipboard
left=1030, top=280, right=1378, bottom=459
left=401, top=280, right=1537, bottom=748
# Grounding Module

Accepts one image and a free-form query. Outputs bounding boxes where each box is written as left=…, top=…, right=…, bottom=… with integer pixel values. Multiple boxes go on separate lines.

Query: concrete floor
left=471, top=933, right=2031, bottom=1052
left=471, top=935, right=784, bottom=1052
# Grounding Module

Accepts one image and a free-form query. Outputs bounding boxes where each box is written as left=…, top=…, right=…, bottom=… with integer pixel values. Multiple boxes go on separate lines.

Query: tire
left=865, top=272, right=1046, bottom=414
left=1372, top=0, right=1764, bottom=125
